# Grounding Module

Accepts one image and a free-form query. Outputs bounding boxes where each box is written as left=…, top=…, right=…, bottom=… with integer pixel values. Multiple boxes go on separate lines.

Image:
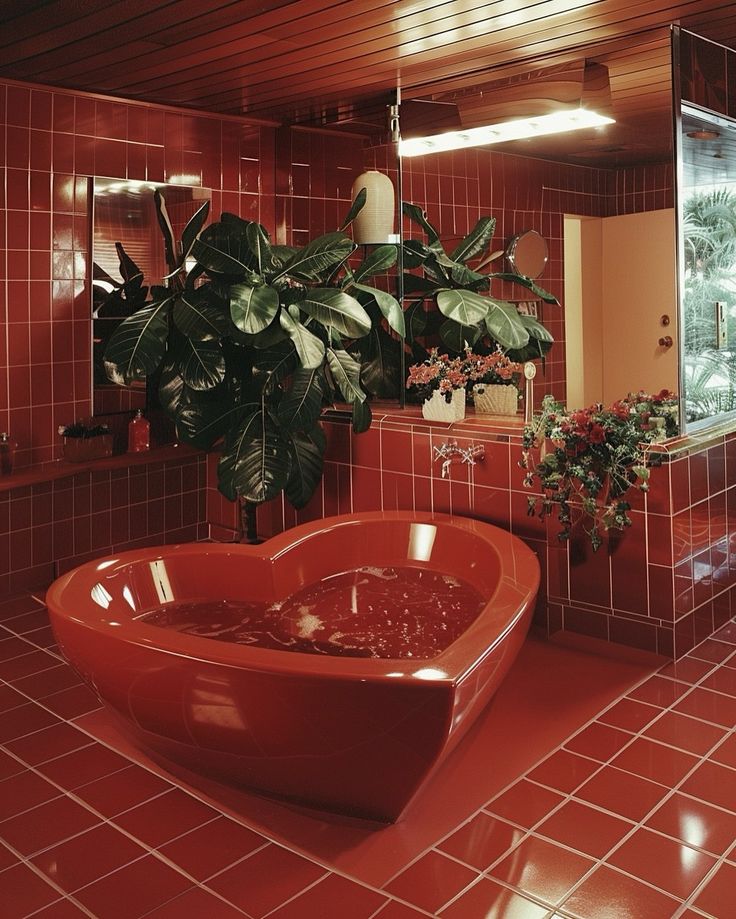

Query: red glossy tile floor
left=2, top=591, right=736, bottom=917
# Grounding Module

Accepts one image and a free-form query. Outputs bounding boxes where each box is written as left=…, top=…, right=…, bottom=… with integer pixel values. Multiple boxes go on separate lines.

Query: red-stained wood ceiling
left=0, top=0, right=734, bottom=123
left=1, top=1, right=736, bottom=168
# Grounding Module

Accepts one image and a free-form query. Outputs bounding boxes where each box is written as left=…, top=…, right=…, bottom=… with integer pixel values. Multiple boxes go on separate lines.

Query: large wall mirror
left=397, top=27, right=680, bottom=430
left=92, top=179, right=212, bottom=414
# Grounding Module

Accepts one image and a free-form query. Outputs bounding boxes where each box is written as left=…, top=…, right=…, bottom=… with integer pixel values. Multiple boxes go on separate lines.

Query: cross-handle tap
left=432, top=440, right=485, bottom=477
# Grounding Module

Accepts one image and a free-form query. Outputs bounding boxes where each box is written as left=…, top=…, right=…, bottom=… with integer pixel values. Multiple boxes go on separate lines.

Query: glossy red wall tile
left=1, top=77, right=274, bottom=470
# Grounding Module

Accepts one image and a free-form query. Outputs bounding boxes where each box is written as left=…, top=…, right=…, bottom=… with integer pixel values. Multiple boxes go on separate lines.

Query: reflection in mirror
left=507, top=230, right=548, bottom=279
left=399, top=28, right=679, bottom=429
left=92, top=179, right=211, bottom=414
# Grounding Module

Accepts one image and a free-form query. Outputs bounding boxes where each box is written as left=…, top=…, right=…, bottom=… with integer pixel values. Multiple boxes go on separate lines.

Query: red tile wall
left=0, top=76, right=274, bottom=589
left=0, top=77, right=275, bottom=470
left=1, top=453, right=206, bottom=594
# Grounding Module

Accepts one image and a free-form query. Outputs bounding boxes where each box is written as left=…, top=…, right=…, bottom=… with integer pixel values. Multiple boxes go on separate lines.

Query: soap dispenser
left=127, top=409, right=150, bottom=453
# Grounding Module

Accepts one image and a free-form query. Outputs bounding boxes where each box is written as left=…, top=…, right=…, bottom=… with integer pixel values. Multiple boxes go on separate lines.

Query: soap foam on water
left=139, top=566, right=485, bottom=660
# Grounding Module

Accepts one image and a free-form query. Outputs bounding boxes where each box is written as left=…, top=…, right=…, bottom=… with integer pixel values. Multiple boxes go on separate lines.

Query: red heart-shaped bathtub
left=46, top=511, right=540, bottom=822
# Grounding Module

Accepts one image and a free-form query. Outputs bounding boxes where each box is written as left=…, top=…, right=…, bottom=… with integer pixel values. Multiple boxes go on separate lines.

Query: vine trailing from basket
left=521, top=391, right=679, bottom=551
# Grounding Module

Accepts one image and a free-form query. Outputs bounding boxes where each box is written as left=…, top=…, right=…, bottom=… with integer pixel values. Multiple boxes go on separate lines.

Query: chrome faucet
left=432, top=440, right=485, bottom=478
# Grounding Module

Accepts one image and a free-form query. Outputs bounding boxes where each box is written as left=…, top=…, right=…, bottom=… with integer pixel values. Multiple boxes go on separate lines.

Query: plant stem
left=240, top=499, right=261, bottom=544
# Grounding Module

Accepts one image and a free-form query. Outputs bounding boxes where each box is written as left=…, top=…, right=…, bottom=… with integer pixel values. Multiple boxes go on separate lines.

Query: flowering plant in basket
left=521, top=390, right=679, bottom=551
left=406, top=349, right=470, bottom=403
left=466, top=349, right=522, bottom=388
left=466, top=349, right=522, bottom=408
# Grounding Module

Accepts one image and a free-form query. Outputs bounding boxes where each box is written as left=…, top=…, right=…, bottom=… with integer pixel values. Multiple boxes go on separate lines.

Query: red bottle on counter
left=127, top=409, right=150, bottom=453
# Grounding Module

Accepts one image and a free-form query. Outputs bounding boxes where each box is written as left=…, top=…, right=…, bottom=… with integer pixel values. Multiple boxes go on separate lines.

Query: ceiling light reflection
left=407, top=523, right=437, bottom=562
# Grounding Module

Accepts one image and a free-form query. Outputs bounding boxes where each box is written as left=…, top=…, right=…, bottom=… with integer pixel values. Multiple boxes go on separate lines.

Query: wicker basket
left=422, top=389, right=466, bottom=423
left=473, top=384, right=519, bottom=415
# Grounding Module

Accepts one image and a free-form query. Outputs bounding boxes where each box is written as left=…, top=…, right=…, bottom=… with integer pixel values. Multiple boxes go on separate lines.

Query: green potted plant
left=103, top=190, right=403, bottom=538
left=521, top=390, right=679, bottom=551
left=401, top=203, right=558, bottom=365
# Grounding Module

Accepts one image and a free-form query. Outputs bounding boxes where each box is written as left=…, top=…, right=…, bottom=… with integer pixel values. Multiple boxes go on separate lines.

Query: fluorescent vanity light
left=399, top=107, right=615, bottom=157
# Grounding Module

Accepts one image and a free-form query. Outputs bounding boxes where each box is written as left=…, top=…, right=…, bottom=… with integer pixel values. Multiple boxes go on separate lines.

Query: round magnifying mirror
left=506, top=229, right=548, bottom=279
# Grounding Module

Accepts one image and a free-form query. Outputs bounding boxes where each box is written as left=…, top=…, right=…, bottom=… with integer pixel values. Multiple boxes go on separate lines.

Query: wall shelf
left=0, top=443, right=203, bottom=494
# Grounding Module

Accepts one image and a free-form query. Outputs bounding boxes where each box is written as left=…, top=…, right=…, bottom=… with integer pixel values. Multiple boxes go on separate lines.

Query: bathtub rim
left=46, top=510, right=540, bottom=686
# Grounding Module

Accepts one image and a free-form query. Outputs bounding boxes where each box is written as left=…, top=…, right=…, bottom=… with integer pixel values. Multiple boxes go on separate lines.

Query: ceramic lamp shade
left=351, top=171, right=395, bottom=244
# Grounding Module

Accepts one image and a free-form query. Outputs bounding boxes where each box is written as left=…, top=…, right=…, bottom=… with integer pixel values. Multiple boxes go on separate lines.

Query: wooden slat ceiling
left=0, top=0, right=734, bottom=168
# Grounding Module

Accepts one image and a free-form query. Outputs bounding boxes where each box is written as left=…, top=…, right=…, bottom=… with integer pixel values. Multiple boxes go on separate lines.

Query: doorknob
left=658, top=336, right=673, bottom=348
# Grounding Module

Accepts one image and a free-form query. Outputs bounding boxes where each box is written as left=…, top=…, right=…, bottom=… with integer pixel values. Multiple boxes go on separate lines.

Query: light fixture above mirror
left=399, top=107, right=615, bottom=156
left=399, top=59, right=615, bottom=158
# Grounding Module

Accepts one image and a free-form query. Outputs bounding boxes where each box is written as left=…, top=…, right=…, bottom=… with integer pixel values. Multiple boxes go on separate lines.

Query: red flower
left=588, top=423, right=606, bottom=444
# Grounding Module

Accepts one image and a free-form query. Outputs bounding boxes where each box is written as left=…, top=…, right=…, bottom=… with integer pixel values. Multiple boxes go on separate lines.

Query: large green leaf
left=279, top=308, right=325, bottom=369
left=352, top=244, right=396, bottom=282
left=519, top=313, right=554, bottom=342
left=301, top=289, right=371, bottom=338
left=485, top=300, right=531, bottom=350
left=506, top=314, right=554, bottom=362
left=248, top=316, right=289, bottom=349
left=245, top=223, right=273, bottom=274
left=277, top=367, right=323, bottom=431
left=275, top=232, right=355, bottom=281
left=405, top=299, right=428, bottom=343
left=176, top=395, right=240, bottom=449
left=114, top=242, right=144, bottom=287
left=402, top=239, right=433, bottom=270
left=439, top=318, right=480, bottom=353
left=180, top=200, right=211, bottom=260
left=103, top=297, right=172, bottom=385
left=402, top=202, right=443, bottom=251
left=490, top=272, right=559, bottom=304
left=178, top=338, right=226, bottom=391
left=326, top=347, right=366, bottom=403
left=219, top=410, right=291, bottom=504
left=450, top=263, right=489, bottom=289
left=192, top=221, right=254, bottom=276
left=350, top=324, right=402, bottom=399
left=285, top=426, right=326, bottom=509
left=352, top=282, right=405, bottom=337
left=230, top=282, right=279, bottom=334
left=436, top=289, right=490, bottom=327
left=270, top=244, right=296, bottom=270
left=451, top=217, right=496, bottom=264
left=403, top=272, right=440, bottom=295
left=173, top=287, right=229, bottom=341
left=158, top=360, right=187, bottom=417
left=153, top=189, right=177, bottom=275
left=338, top=186, right=367, bottom=231
left=251, top=340, right=299, bottom=381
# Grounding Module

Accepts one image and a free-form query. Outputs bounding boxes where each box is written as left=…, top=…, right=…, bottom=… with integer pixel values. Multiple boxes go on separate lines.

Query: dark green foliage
left=104, top=191, right=400, bottom=514
left=402, top=202, right=558, bottom=361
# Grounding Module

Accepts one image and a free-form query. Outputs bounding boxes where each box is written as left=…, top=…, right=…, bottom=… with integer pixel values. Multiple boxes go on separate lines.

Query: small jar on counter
left=127, top=409, right=150, bottom=453
left=0, top=433, right=18, bottom=475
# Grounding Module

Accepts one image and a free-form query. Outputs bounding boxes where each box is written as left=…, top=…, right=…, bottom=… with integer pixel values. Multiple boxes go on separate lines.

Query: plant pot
left=63, top=435, right=113, bottom=463
left=422, top=389, right=466, bottom=423
left=473, top=383, right=519, bottom=415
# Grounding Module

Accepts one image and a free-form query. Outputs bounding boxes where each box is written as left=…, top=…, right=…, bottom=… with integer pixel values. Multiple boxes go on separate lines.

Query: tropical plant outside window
left=681, top=98, right=736, bottom=429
